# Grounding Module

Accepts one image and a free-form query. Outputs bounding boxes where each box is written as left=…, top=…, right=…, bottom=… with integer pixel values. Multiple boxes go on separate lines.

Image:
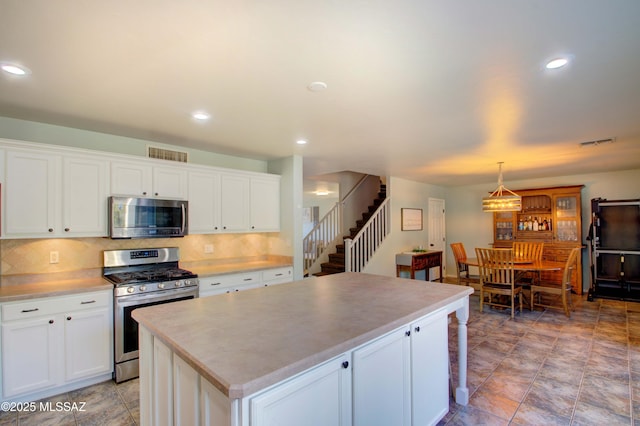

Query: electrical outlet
left=204, top=244, right=214, bottom=254
left=50, top=251, right=59, bottom=264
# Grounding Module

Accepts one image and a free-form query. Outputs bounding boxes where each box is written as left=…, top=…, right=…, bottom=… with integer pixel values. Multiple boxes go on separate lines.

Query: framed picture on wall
left=401, top=208, right=423, bottom=231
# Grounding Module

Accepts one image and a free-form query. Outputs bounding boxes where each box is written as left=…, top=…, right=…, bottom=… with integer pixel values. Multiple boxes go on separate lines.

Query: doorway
left=428, top=198, right=446, bottom=281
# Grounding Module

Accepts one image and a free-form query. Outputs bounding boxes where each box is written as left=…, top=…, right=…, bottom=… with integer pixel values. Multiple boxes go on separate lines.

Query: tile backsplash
left=1, top=233, right=278, bottom=277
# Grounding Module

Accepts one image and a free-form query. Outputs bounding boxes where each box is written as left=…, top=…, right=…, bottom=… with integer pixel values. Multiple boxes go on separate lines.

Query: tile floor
left=1, top=292, right=638, bottom=425
left=442, top=293, right=640, bottom=425
left=0, top=378, right=139, bottom=425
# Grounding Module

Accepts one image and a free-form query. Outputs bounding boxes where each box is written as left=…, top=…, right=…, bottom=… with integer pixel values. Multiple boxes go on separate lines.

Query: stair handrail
left=339, top=174, right=379, bottom=236
left=303, top=174, right=379, bottom=274
left=344, top=197, right=391, bottom=272
left=303, top=201, right=342, bottom=273
left=341, top=174, right=372, bottom=204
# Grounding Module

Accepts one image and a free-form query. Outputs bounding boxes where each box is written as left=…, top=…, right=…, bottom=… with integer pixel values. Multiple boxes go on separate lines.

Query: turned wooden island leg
left=455, top=299, right=469, bottom=405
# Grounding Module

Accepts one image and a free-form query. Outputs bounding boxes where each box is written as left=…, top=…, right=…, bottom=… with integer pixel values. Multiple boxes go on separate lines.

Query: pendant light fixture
left=482, top=162, right=521, bottom=212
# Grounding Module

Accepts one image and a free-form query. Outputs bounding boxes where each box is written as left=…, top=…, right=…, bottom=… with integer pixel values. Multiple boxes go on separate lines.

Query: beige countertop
left=132, top=272, right=473, bottom=399
left=185, top=258, right=292, bottom=277
left=0, top=257, right=292, bottom=303
left=0, top=277, right=112, bottom=303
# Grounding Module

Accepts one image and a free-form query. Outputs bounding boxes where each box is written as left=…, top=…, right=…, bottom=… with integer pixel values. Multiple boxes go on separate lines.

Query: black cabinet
left=590, top=198, right=640, bottom=300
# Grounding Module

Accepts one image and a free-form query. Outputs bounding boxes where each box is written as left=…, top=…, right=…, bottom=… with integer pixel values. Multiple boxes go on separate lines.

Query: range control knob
left=139, top=285, right=147, bottom=292
left=158, top=283, right=165, bottom=289
left=127, top=286, right=135, bottom=294
left=175, top=280, right=184, bottom=287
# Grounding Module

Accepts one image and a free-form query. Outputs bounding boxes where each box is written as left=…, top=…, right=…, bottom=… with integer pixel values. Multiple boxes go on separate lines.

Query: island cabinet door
left=352, top=326, right=411, bottom=426
left=410, top=312, right=449, bottom=426
left=249, top=354, right=352, bottom=426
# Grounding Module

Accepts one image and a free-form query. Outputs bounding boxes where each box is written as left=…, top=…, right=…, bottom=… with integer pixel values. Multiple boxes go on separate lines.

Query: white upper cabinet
left=219, top=173, right=281, bottom=233
left=1, top=140, right=280, bottom=237
left=250, top=177, right=280, bottom=232
left=110, top=160, right=187, bottom=199
left=188, top=170, right=221, bottom=233
left=4, top=149, right=108, bottom=238
left=220, top=173, right=251, bottom=232
left=110, top=161, right=152, bottom=197
left=62, top=156, right=109, bottom=236
left=153, top=166, right=188, bottom=199
left=4, top=149, right=58, bottom=237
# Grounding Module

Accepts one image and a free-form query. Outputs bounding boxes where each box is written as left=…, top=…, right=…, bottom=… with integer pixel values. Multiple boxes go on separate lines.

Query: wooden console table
left=396, top=250, right=443, bottom=282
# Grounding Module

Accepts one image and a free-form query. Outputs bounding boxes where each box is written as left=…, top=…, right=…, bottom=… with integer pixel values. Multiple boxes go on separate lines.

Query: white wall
left=445, top=168, right=640, bottom=291
left=363, top=176, right=446, bottom=278
left=0, top=116, right=267, bottom=172
left=268, top=155, right=304, bottom=280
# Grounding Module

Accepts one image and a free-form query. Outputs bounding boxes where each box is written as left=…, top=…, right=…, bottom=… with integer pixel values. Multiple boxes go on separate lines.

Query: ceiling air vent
left=579, top=137, right=615, bottom=147
left=147, top=146, right=188, bottom=163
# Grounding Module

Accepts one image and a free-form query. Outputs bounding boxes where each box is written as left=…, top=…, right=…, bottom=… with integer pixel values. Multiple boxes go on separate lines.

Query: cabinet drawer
left=262, top=267, right=293, bottom=283
left=199, top=272, right=262, bottom=296
left=2, top=298, right=61, bottom=321
left=60, top=291, right=111, bottom=311
left=2, top=291, right=111, bottom=322
left=199, top=276, right=236, bottom=293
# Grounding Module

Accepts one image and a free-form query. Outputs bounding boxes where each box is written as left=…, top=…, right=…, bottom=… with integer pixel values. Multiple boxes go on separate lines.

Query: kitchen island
left=132, top=272, right=472, bottom=426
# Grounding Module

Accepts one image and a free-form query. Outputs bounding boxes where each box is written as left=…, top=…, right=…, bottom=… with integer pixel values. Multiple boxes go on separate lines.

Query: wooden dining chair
left=450, top=242, right=480, bottom=290
left=512, top=241, right=544, bottom=286
left=476, top=248, right=522, bottom=318
left=530, top=247, right=580, bottom=317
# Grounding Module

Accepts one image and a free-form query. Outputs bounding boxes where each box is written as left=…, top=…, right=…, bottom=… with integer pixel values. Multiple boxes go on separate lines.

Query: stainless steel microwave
left=108, top=196, right=188, bottom=239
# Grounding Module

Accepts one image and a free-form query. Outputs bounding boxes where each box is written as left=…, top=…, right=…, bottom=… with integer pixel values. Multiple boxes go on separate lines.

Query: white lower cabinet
left=0, top=290, right=113, bottom=402
left=0, top=314, right=59, bottom=397
left=352, top=310, right=449, bottom=426
left=140, top=309, right=450, bottom=426
left=250, top=354, right=352, bottom=426
left=411, top=313, right=449, bottom=426
left=353, top=326, right=411, bottom=426
left=261, top=267, right=293, bottom=286
left=199, top=272, right=262, bottom=297
left=64, top=305, right=112, bottom=382
left=199, top=267, right=293, bottom=298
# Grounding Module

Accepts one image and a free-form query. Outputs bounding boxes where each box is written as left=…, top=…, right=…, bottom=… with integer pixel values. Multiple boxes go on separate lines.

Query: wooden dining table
left=459, top=257, right=565, bottom=272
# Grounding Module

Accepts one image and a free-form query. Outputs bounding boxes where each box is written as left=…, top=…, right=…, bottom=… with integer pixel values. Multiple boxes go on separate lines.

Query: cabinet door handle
left=48, top=228, right=54, bottom=233
left=210, top=282, right=222, bottom=286
left=405, top=330, right=411, bottom=337
left=66, top=316, right=72, bottom=321
left=21, top=308, right=39, bottom=313
left=80, top=300, right=96, bottom=304
left=415, top=326, right=421, bottom=333
left=49, top=319, right=54, bottom=324
left=342, top=361, right=349, bottom=369
left=275, top=273, right=283, bottom=277
left=243, top=278, right=253, bottom=282
left=64, top=228, right=70, bottom=232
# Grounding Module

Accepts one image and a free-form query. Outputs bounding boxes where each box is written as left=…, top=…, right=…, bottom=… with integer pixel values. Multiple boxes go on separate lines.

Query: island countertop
left=132, top=272, right=473, bottom=399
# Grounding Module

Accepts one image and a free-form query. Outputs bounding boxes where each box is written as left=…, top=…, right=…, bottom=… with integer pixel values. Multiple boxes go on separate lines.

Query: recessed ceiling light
left=315, top=191, right=329, bottom=196
left=546, top=58, right=569, bottom=69
left=1, top=62, right=31, bottom=76
left=296, top=139, right=308, bottom=145
left=192, top=111, right=211, bottom=121
left=307, top=81, right=327, bottom=92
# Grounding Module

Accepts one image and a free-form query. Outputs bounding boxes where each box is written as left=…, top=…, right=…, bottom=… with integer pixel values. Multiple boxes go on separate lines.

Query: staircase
left=315, top=184, right=387, bottom=276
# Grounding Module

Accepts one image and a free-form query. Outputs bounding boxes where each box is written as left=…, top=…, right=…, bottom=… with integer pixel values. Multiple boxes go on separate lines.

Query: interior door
left=428, top=198, right=446, bottom=280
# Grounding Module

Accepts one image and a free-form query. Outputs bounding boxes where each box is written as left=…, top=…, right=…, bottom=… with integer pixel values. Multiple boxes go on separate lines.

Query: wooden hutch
left=492, top=185, right=584, bottom=294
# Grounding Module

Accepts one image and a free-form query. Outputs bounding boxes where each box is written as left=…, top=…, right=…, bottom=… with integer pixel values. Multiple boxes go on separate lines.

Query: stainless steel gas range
left=103, top=247, right=199, bottom=383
